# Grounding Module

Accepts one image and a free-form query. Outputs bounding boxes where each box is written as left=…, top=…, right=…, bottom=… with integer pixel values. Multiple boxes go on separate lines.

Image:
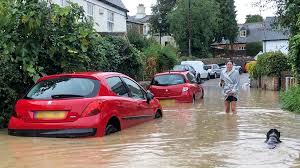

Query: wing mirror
left=146, top=90, right=154, bottom=103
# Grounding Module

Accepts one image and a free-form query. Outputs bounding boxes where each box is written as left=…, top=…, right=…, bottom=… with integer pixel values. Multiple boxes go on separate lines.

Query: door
left=186, top=72, right=202, bottom=99
left=122, top=77, right=154, bottom=123
left=106, top=76, right=135, bottom=128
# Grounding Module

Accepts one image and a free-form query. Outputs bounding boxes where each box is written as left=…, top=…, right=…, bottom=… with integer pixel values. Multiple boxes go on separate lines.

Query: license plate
left=34, top=111, right=67, bottom=120
left=159, top=99, right=176, bottom=105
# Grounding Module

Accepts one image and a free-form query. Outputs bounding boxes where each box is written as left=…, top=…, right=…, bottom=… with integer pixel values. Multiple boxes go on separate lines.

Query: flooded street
left=0, top=74, right=300, bottom=168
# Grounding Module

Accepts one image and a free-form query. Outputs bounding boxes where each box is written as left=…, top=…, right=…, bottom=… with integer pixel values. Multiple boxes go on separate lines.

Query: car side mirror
left=146, top=90, right=154, bottom=103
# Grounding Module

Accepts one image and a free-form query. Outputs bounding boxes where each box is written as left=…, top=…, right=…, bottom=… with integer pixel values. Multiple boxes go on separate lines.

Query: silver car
left=206, top=64, right=222, bottom=79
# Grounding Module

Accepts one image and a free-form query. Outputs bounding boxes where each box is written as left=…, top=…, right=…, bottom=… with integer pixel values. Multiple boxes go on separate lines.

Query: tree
left=245, top=42, right=263, bottom=56
left=168, top=0, right=220, bottom=57
left=150, top=0, right=177, bottom=35
left=215, top=0, right=238, bottom=43
left=245, top=14, right=263, bottom=23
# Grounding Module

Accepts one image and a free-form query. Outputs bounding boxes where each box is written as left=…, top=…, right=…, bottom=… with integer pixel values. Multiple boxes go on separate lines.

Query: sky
left=122, top=0, right=277, bottom=24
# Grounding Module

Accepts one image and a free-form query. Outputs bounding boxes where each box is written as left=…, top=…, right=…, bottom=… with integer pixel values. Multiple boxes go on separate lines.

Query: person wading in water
left=220, top=61, right=240, bottom=113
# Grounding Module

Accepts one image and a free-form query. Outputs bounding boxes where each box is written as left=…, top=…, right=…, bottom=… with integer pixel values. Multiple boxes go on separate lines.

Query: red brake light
left=81, top=101, right=102, bottom=117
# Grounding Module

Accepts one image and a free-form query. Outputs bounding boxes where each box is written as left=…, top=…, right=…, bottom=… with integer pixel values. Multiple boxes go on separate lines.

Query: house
left=211, top=17, right=289, bottom=56
left=127, top=4, right=177, bottom=47
left=53, top=0, right=128, bottom=34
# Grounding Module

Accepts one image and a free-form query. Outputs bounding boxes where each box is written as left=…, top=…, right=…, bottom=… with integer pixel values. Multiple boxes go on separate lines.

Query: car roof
left=37, top=72, right=125, bottom=82
left=154, top=71, right=189, bottom=76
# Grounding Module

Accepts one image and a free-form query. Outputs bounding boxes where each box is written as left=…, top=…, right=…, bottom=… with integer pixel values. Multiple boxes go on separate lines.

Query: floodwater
left=0, top=74, right=300, bottom=168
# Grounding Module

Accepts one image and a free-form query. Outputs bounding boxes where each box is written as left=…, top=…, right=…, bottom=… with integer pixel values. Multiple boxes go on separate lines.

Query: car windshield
left=173, top=65, right=187, bottom=71
left=25, top=77, right=99, bottom=100
left=206, top=65, right=212, bottom=69
left=151, top=74, right=185, bottom=86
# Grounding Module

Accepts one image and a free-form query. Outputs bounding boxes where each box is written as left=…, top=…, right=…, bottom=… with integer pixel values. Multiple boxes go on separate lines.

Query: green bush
left=280, top=86, right=300, bottom=113
left=289, top=14, right=300, bottom=82
left=246, top=42, right=263, bottom=56
left=256, top=51, right=290, bottom=77
left=247, top=61, right=259, bottom=79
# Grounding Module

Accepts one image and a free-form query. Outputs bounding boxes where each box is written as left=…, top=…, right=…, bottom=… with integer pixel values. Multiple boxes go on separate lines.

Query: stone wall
left=261, top=76, right=280, bottom=91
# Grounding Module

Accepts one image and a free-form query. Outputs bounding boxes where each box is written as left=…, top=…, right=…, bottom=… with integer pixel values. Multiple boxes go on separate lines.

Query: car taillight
left=81, top=101, right=102, bottom=117
left=182, top=87, right=189, bottom=92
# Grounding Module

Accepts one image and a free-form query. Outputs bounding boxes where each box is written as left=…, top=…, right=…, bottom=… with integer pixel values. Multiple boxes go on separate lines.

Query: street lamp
left=158, top=17, right=162, bottom=45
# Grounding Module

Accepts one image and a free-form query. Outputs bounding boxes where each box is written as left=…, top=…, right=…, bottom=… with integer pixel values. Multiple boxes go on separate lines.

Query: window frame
left=107, top=10, right=114, bottom=32
left=106, top=76, right=130, bottom=98
left=87, top=2, right=94, bottom=20
left=121, top=77, right=146, bottom=100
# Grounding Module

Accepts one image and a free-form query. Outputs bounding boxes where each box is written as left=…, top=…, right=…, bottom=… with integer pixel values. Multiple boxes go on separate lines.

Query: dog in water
left=265, top=129, right=281, bottom=149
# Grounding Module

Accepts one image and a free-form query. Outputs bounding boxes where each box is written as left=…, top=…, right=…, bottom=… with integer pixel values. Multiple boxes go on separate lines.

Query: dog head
left=265, top=129, right=281, bottom=144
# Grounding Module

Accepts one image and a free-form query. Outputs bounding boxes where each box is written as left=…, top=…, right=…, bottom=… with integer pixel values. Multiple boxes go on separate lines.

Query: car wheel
left=105, top=124, right=118, bottom=135
left=154, top=110, right=162, bottom=119
left=207, top=74, right=210, bottom=80
left=197, top=74, right=201, bottom=83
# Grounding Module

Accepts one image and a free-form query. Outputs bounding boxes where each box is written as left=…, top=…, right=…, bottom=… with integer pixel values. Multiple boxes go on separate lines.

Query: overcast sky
left=122, top=0, right=277, bottom=24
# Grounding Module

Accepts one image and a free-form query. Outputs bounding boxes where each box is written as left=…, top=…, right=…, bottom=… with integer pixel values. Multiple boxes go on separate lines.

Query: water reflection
left=0, top=74, right=299, bottom=168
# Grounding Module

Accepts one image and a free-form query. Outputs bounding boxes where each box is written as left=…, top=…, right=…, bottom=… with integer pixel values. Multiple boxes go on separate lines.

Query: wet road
left=0, top=74, right=300, bottom=168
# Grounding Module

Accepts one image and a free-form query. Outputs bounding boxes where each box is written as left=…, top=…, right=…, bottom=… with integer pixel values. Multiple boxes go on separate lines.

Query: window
left=122, top=78, right=145, bottom=99
left=240, top=30, right=247, bottom=37
left=107, top=11, right=114, bottom=32
left=26, top=78, right=99, bottom=100
left=87, top=2, right=94, bottom=20
left=143, top=25, right=147, bottom=35
left=106, top=77, right=129, bottom=97
left=151, top=74, right=185, bottom=86
left=186, top=73, right=197, bottom=84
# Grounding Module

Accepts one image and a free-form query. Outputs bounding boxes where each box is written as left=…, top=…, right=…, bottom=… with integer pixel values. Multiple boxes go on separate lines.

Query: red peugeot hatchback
left=8, top=72, right=162, bottom=138
left=149, top=71, right=204, bottom=103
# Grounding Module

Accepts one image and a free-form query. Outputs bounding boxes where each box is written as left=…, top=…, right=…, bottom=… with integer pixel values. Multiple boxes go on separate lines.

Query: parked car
left=173, top=64, right=197, bottom=76
left=181, top=61, right=209, bottom=81
left=220, top=64, right=243, bottom=74
left=148, top=71, right=204, bottom=103
left=8, top=72, right=162, bottom=138
left=205, top=64, right=222, bottom=78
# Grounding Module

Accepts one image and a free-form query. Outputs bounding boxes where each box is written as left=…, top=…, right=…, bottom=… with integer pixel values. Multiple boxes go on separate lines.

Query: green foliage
left=143, top=43, right=178, bottom=77
left=289, top=13, right=300, bottom=82
left=150, top=0, right=177, bottom=34
left=256, top=52, right=290, bottom=77
left=246, top=42, right=263, bottom=56
left=168, top=0, right=220, bottom=57
left=280, top=86, right=300, bottom=113
left=245, top=15, right=264, bottom=23
left=127, top=30, right=155, bottom=50
left=215, top=0, right=238, bottom=43
left=247, top=61, right=259, bottom=79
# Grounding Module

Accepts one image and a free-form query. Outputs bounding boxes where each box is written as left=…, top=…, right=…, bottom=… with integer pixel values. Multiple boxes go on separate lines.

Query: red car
left=149, top=71, right=204, bottom=103
left=8, top=72, right=162, bottom=138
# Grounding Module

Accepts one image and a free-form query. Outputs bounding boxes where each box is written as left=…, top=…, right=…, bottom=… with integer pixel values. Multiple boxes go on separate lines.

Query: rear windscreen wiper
left=51, top=94, right=85, bottom=99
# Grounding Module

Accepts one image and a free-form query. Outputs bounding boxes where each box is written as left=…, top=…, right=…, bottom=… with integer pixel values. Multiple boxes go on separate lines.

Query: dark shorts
left=226, top=96, right=237, bottom=102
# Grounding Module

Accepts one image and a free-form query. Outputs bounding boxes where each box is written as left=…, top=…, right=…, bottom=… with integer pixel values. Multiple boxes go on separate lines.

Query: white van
left=181, top=61, right=209, bottom=81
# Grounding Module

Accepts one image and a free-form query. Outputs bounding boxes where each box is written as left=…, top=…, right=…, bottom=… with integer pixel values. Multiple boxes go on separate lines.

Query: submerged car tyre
left=105, top=124, right=118, bottom=135
left=155, top=110, right=162, bottom=119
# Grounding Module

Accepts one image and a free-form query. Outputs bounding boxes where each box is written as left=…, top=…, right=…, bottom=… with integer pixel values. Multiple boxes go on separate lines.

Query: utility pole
left=188, top=0, right=192, bottom=56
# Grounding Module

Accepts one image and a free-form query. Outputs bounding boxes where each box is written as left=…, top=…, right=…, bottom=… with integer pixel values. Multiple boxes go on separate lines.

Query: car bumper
left=156, top=94, right=193, bottom=103
left=8, top=115, right=102, bottom=138
left=8, top=128, right=97, bottom=138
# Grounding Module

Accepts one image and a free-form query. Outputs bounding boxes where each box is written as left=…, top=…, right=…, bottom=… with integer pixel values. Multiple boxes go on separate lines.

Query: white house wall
left=52, top=0, right=127, bottom=33
left=263, top=40, right=289, bottom=55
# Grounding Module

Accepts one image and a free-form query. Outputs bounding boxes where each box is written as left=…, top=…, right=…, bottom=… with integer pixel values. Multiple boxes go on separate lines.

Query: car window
left=106, top=77, right=129, bottom=97
left=151, top=74, right=186, bottom=86
left=186, top=73, right=197, bottom=84
left=25, top=77, right=99, bottom=100
left=122, top=77, right=145, bottom=99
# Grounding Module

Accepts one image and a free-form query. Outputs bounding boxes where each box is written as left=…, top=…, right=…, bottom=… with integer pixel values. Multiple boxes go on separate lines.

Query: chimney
left=136, top=4, right=146, bottom=19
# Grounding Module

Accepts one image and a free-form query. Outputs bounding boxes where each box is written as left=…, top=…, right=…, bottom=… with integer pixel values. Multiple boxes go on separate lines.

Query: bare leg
left=231, top=101, right=237, bottom=113
left=224, top=101, right=230, bottom=113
